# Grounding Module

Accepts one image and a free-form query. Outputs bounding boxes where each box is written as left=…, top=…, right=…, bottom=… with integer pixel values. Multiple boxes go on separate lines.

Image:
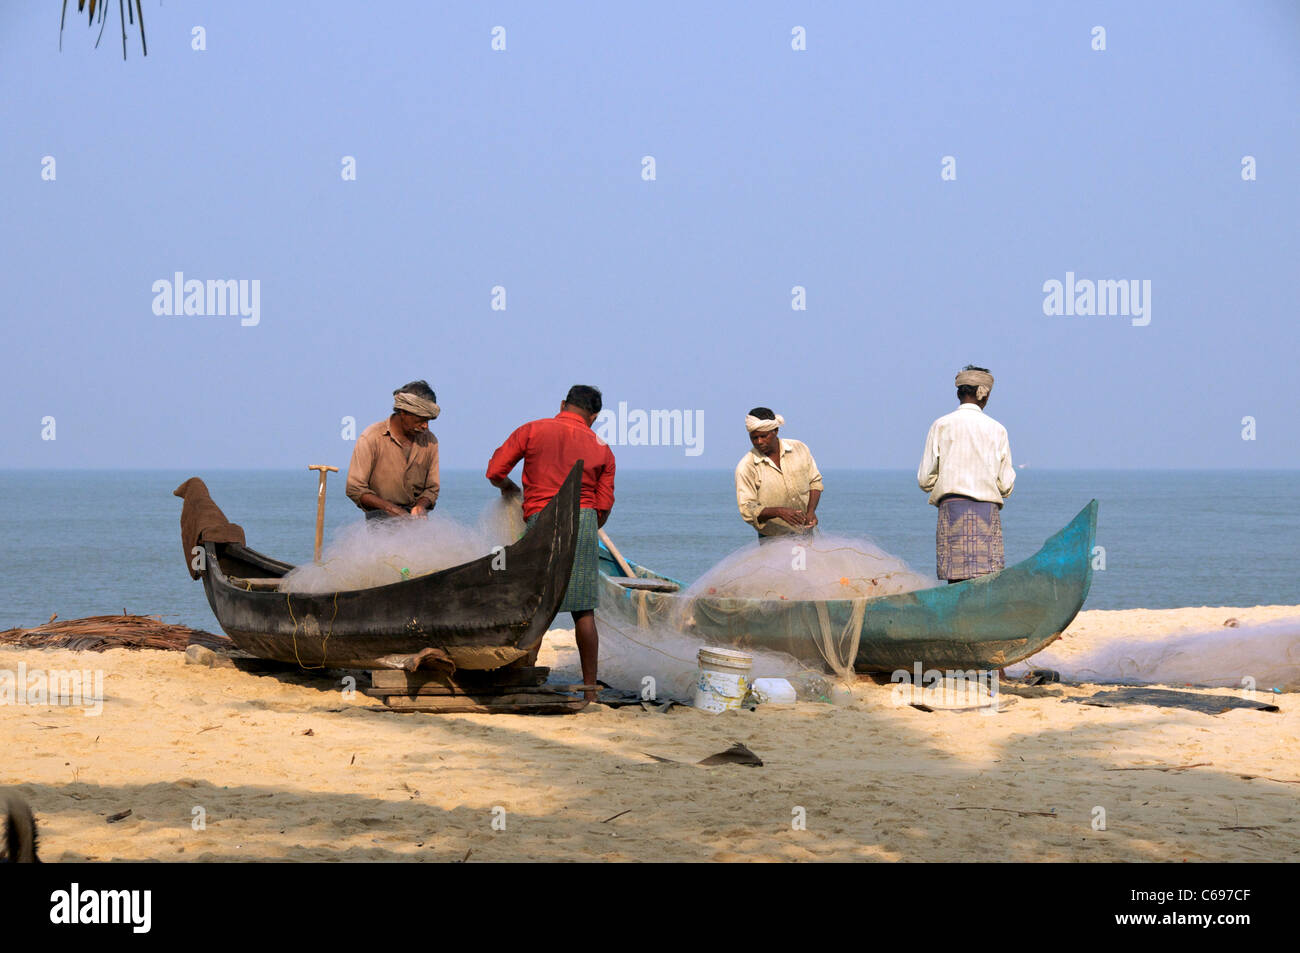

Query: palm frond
left=61, top=0, right=149, bottom=59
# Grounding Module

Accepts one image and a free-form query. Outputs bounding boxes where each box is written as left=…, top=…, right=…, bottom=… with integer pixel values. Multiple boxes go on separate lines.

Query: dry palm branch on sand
left=59, top=0, right=148, bottom=60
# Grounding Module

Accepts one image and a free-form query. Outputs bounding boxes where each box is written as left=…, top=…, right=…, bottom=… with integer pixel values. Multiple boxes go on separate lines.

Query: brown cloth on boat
left=173, top=477, right=246, bottom=579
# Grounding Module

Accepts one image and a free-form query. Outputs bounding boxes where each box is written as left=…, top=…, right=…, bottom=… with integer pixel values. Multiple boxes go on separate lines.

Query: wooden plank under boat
left=192, top=462, right=583, bottom=671
left=596, top=500, right=1099, bottom=672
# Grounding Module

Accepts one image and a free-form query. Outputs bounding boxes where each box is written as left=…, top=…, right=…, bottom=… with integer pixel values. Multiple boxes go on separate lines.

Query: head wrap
left=393, top=390, right=441, bottom=420
left=954, top=368, right=994, bottom=401
left=745, top=413, right=784, bottom=433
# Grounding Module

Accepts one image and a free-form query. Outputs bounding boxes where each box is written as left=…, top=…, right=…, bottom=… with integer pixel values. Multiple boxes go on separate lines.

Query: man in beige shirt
left=345, top=380, right=441, bottom=520
left=917, top=366, right=1014, bottom=582
left=735, top=407, right=824, bottom=538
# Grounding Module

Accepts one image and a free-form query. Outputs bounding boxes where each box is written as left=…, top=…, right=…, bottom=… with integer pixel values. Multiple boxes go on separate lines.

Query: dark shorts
left=936, top=496, right=1004, bottom=582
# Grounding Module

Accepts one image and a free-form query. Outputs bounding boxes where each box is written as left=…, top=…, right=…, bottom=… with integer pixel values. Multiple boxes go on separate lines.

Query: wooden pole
left=307, top=465, right=338, bottom=563
left=597, top=527, right=635, bottom=578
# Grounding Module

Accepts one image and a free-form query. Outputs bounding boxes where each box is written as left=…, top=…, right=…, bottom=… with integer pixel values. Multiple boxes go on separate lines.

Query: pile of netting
left=281, top=499, right=526, bottom=594
left=1011, top=616, right=1300, bottom=692
left=676, top=533, right=934, bottom=603
left=595, top=533, right=935, bottom=701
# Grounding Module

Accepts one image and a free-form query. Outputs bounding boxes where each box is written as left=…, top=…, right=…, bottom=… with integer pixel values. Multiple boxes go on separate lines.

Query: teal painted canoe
left=597, top=500, right=1098, bottom=672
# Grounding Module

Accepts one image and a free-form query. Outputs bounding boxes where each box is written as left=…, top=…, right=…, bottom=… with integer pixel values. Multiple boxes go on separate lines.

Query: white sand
left=2, top=604, right=1297, bottom=862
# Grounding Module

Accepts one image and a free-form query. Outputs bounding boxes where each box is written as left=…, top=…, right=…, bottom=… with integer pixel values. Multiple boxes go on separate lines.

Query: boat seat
left=608, top=576, right=679, bottom=593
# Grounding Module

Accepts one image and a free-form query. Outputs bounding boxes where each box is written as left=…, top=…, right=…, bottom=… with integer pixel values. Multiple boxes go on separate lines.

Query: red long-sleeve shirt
left=486, top=411, right=616, bottom=518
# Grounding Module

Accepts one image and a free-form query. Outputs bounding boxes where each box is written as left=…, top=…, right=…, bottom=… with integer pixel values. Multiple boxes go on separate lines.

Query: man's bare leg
left=572, top=609, right=599, bottom=703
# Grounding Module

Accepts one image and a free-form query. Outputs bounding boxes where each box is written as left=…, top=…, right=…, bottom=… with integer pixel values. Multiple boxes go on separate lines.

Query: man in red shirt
left=486, top=385, right=615, bottom=701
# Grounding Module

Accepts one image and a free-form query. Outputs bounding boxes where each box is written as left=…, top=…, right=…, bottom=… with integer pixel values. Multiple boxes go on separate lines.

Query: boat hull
left=597, top=500, right=1098, bottom=672
left=197, top=462, right=583, bottom=670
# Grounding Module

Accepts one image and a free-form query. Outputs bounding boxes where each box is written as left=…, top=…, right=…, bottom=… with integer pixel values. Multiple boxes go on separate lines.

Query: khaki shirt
left=346, top=418, right=440, bottom=510
left=917, top=403, right=1014, bottom=507
left=735, top=439, right=824, bottom=536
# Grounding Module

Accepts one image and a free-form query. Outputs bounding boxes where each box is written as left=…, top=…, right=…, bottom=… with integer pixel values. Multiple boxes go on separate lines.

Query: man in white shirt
left=735, top=408, right=824, bottom=539
left=917, top=367, right=1015, bottom=583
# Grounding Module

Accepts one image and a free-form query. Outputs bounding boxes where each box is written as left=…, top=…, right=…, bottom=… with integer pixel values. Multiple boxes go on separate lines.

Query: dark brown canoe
left=194, top=462, right=582, bottom=671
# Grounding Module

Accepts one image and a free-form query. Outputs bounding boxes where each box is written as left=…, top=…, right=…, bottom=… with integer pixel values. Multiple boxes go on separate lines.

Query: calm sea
left=1, top=469, right=1296, bottom=632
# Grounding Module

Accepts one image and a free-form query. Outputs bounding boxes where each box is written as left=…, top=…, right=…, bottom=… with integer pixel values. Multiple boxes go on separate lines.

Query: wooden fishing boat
left=598, top=500, right=1098, bottom=672
left=193, top=462, right=582, bottom=671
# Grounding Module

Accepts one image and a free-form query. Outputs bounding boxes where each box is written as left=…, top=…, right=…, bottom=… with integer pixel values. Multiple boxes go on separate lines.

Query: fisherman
left=735, top=408, right=823, bottom=539
left=916, top=366, right=1015, bottom=583
left=486, top=385, right=615, bottom=702
left=345, top=380, right=441, bottom=521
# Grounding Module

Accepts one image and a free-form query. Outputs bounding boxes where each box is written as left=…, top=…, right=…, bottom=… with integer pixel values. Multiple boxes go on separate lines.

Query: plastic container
left=693, top=647, right=753, bottom=713
left=750, top=677, right=797, bottom=705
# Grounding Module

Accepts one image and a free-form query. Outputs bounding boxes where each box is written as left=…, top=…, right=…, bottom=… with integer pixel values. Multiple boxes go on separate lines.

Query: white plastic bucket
left=693, top=647, right=753, bottom=713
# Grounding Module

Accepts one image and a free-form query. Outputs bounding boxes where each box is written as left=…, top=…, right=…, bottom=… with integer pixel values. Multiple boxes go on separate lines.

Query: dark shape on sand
left=0, top=614, right=228, bottom=653
left=2, top=794, right=40, bottom=863
left=644, top=742, right=763, bottom=767
left=1070, top=688, right=1280, bottom=714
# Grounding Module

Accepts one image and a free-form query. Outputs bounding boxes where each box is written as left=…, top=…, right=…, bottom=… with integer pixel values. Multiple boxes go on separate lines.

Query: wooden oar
left=307, top=464, right=338, bottom=563
left=598, top=527, right=635, bottom=577
left=598, top=528, right=679, bottom=592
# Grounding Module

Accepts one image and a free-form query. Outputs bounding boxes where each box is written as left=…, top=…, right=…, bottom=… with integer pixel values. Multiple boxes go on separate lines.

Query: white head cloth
left=745, top=413, right=785, bottom=433
left=954, top=368, right=994, bottom=401
left=393, top=391, right=441, bottom=420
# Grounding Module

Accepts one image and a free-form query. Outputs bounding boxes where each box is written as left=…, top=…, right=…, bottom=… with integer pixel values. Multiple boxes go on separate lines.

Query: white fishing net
left=677, top=533, right=935, bottom=603
left=1012, top=616, right=1300, bottom=692
left=280, top=499, right=526, bottom=594
left=596, top=532, right=934, bottom=701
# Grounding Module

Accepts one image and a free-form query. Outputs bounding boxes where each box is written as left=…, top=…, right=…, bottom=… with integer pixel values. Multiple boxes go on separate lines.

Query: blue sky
left=3, top=1, right=1297, bottom=470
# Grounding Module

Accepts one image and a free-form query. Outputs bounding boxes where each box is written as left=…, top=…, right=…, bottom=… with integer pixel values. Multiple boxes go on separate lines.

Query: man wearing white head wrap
left=345, top=380, right=442, bottom=520
left=917, top=365, right=1015, bottom=582
left=735, top=407, right=824, bottom=538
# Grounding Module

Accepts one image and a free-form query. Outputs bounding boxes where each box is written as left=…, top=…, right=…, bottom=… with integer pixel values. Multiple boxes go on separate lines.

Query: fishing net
left=1012, top=616, right=1300, bottom=692
left=595, top=532, right=934, bottom=700
left=281, top=499, right=525, bottom=594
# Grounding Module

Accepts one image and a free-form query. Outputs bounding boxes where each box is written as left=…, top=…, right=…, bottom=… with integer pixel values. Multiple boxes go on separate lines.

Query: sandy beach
left=3, top=604, right=1297, bottom=863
